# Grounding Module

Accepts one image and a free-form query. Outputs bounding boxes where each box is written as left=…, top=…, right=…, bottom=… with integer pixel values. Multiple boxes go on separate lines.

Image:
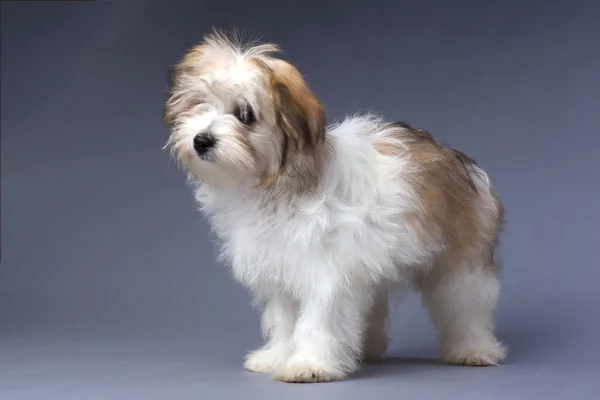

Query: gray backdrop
left=2, top=1, right=599, bottom=399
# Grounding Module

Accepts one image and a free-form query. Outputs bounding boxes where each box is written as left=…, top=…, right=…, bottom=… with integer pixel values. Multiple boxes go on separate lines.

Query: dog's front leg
left=244, top=288, right=297, bottom=374
left=272, top=279, right=372, bottom=383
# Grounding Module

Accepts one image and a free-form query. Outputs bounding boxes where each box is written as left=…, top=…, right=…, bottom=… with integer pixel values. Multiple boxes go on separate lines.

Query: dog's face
left=164, top=31, right=326, bottom=189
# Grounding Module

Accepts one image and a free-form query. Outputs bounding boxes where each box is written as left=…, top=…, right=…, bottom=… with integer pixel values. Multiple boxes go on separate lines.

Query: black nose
left=193, top=134, right=215, bottom=155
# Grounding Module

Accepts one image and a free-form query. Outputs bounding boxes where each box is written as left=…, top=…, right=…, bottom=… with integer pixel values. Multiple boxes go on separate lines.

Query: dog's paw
left=273, top=361, right=336, bottom=383
left=272, top=352, right=351, bottom=383
left=443, top=342, right=507, bottom=366
left=243, top=347, right=287, bottom=374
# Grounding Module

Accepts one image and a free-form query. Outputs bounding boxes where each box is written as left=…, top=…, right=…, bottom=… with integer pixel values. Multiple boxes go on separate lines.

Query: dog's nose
left=193, top=134, right=215, bottom=155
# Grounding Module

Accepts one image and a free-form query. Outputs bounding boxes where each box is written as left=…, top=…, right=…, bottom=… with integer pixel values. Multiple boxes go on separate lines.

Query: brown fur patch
left=163, top=46, right=205, bottom=126
left=268, top=60, right=326, bottom=154
left=374, top=122, right=496, bottom=263
left=248, top=57, right=328, bottom=194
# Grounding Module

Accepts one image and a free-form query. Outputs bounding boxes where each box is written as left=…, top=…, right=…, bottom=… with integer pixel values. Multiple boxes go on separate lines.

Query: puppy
left=163, top=30, right=507, bottom=383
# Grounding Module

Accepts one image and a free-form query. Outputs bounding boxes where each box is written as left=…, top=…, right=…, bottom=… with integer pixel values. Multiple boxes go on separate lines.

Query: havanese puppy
left=163, top=29, right=507, bottom=383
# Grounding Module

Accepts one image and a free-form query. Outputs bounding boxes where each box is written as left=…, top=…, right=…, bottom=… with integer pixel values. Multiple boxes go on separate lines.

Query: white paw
left=272, top=353, right=349, bottom=383
left=243, top=347, right=288, bottom=374
left=443, top=341, right=507, bottom=366
left=273, top=361, right=336, bottom=383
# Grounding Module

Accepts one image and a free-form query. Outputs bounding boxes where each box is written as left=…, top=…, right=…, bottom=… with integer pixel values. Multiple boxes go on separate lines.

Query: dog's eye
left=234, top=105, right=256, bottom=125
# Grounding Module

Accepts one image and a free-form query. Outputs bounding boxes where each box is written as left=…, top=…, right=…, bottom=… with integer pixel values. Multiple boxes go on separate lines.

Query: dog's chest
left=209, top=195, right=403, bottom=288
left=222, top=206, right=333, bottom=278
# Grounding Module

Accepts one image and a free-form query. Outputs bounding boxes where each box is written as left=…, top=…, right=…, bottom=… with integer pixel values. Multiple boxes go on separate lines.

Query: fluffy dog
left=163, top=30, right=507, bottom=383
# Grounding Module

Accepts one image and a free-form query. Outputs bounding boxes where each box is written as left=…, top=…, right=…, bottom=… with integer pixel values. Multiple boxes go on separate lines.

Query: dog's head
left=164, top=30, right=326, bottom=189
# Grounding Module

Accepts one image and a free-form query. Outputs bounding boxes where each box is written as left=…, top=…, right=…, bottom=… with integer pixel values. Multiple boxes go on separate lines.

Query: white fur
left=186, top=116, right=504, bottom=380
left=165, top=35, right=506, bottom=382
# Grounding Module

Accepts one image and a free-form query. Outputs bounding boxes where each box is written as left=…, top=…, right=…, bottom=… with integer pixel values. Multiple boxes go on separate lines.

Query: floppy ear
left=270, top=65, right=326, bottom=154
left=163, top=44, right=206, bottom=126
left=163, top=66, right=183, bottom=126
left=163, top=63, right=197, bottom=126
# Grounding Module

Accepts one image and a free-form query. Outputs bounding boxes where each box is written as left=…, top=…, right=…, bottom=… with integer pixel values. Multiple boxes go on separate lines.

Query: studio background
left=1, top=1, right=599, bottom=399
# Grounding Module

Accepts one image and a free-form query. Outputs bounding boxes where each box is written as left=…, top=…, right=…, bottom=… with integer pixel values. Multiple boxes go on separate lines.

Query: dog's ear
left=163, top=44, right=207, bottom=126
left=163, top=66, right=182, bottom=126
left=163, top=64, right=197, bottom=127
left=164, top=53, right=208, bottom=127
left=269, top=62, right=326, bottom=154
